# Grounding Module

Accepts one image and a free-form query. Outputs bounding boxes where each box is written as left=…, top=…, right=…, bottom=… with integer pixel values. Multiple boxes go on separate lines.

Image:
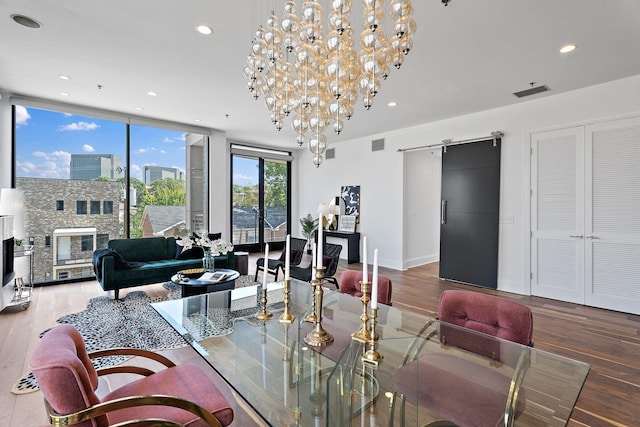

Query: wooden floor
left=1, top=256, right=638, bottom=426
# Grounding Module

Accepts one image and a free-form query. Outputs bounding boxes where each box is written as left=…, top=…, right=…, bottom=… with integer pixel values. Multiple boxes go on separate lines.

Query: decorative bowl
left=179, top=268, right=205, bottom=278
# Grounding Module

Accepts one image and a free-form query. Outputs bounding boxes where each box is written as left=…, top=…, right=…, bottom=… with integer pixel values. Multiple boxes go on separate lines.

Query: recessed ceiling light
left=135, top=107, right=144, bottom=111
left=11, top=14, right=41, bottom=29
left=59, top=92, right=69, bottom=96
left=59, top=75, right=71, bottom=80
left=194, top=118, right=201, bottom=122
left=196, top=25, right=213, bottom=35
left=147, top=91, right=157, bottom=96
left=560, top=43, right=577, bottom=53
left=388, top=101, right=397, bottom=107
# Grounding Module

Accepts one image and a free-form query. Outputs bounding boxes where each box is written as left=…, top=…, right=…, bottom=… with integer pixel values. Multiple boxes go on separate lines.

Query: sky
left=14, top=105, right=258, bottom=185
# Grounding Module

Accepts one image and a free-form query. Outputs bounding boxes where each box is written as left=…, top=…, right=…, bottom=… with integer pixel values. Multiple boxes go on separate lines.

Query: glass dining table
left=151, top=279, right=590, bottom=426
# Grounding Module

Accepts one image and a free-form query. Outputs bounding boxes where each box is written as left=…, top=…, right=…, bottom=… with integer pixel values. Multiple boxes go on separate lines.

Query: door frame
left=230, top=148, right=292, bottom=254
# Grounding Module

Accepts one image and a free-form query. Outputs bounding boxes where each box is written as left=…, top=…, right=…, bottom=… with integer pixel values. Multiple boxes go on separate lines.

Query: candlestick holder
left=351, top=280, right=371, bottom=343
left=255, top=285, right=273, bottom=320
left=362, top=307, right=382, bottom=365
left=279, top=278, right=295, bottom=323
left=303, top=276, right=318, bottom=323
left=304, top=266, right=334, bottom=347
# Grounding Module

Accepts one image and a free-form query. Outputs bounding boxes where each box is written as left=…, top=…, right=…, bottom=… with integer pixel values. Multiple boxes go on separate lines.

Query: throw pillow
left=278, top=248, right=303, bottom=263
left=176, top=246, right=205, bottom=260
left=322, top=255, right=334, bottom=273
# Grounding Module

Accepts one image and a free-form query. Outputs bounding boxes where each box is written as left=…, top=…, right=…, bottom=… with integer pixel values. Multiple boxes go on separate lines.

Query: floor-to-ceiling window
left=13, top=102, right=208, bottom=284
left=231, top=145, right=292, bottom=253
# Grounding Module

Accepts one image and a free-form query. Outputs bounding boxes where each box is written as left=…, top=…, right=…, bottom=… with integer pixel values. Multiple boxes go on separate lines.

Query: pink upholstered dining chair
left=338, top=269, right=393, bottom=305
left=30, top=324, right=234, bottom=427
left=390, top=290, right=533, bottom=427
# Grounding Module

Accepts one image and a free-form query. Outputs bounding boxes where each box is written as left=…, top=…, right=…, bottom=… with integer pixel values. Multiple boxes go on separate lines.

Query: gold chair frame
left=41, top=347, right=223, bottom=427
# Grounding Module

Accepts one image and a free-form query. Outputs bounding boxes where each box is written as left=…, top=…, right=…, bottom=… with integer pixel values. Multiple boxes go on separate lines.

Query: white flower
left=177, top=233, right=233, bottom=256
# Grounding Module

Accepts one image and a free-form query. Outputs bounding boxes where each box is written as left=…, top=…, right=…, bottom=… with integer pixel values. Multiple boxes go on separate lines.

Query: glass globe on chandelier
left=245, top=0, right=416, bottom=167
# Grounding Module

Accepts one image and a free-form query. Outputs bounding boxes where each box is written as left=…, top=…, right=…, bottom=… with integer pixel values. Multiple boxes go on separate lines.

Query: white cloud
left=163, top=137, right=173, bottom=143
left=130, top=164, right=142, bottom=180
left=136, top=148, right=148, bottom=153
left=15, top=106, right=31, bottom=127
left=233, top=173, right=255, bottom=182
left=82, top=144, right=95, bottom=152
left=58, top=121, right=99, bottom=131
left=19, top=150, right=71, bottom=178
left=160, top=149, right=167, bottom=154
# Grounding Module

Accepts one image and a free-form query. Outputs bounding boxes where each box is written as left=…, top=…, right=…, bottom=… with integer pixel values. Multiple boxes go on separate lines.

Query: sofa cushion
left=108, top=237, right=168, bottom=262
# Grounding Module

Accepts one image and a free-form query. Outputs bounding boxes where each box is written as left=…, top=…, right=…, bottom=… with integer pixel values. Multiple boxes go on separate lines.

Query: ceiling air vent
left=326, top=148, right=335, bottom=159
left=372, top=138, right=385, bottom=152
left=513, top=85, right=550, bottom=98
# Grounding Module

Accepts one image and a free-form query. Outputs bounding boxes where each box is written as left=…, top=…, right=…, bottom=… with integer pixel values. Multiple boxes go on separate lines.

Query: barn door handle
left=569, top=235, right=584, bottom=238
left=441, top=200, right=447, bottom=225
left=585, top=235, right=600, bottom=239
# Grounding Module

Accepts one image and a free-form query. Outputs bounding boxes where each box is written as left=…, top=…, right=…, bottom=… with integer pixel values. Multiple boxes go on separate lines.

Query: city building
left=70, top=154, right=122, bottom=181
left=143, top=165, right=183, bottom=185
left=16, top=178, right=121, bottom=283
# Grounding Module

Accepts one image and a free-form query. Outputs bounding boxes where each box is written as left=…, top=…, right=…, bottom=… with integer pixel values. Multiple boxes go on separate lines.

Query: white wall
left=404, top=149, right=441, bottom=269
left=0, top=93, right=12, bottom=189
left=209, top=131, right=230, bottom=240
left=296, top=74, right=640, bottom=295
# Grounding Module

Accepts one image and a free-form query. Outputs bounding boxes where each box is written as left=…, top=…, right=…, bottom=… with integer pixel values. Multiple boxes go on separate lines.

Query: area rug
left=12, top=275, right=261, bottom=395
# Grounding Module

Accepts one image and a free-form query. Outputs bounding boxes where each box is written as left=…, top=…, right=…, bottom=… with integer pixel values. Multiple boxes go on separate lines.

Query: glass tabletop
left=152, top=280, right=590, bottom=426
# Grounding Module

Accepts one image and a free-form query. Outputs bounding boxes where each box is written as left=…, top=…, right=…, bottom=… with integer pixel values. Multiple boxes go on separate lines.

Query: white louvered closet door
left=531, top=127, right=585, bottom=304
left=531, top=117, right=640, bottom=314
left=584, top=117, right=640, bottom=314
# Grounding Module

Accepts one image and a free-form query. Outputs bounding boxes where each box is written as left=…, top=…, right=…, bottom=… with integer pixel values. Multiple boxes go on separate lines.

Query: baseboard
left=403, top=254, right=439, bottom=270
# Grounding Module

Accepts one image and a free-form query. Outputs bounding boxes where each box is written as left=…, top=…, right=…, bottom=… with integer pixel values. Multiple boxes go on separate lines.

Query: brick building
left=16, top=178, right=121, bottom=283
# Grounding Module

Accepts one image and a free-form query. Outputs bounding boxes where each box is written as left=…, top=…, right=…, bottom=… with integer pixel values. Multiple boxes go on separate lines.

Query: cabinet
left=316, top=230, right=361, bottom=263
left=530, top=116, right=640, bottom=314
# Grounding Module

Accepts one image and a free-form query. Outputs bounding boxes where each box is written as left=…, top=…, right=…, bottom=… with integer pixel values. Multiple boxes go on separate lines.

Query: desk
left=317, top=230, right=360, bottom=263
left=152, top=281, right=590, bottom=426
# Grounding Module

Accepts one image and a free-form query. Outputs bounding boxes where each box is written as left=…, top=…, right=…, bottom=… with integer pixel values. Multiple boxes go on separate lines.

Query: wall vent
left=325, top=148, right=335, bottom=159
left=513, top=85, right=550, bottom=98
left=372, top=138, right=385, bottom=151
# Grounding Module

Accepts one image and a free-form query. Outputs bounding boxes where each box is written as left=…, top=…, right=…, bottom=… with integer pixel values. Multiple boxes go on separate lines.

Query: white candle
left=371, top=249, right=379, bottom=309
left=362, top=236, right=368, bottom=283
left=311, top=242, right=316, bottom=269
left=284, top=234, right=291, bottom=280
left=263, top=243, right=269, bottom=287
left=317, top=213, right=324, bottom=268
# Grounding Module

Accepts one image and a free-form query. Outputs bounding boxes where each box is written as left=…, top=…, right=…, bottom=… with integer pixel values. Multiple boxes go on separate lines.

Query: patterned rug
left=12, top=275, right=260, bottom=395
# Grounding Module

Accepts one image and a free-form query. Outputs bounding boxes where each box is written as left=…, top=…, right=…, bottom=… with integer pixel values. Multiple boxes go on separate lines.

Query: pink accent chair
left=30, top=324, right=234, bottom=427
left=338, top=269, right=393, bottom=306
left=391, top=290, right=533, bottom=427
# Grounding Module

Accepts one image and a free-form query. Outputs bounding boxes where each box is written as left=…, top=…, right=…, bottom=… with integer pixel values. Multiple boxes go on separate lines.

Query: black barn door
left=439, top=139, right=501, bottom=289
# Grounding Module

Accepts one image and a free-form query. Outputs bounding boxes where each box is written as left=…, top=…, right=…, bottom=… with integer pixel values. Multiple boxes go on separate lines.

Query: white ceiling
left=1, top=0, right=639, bottom=149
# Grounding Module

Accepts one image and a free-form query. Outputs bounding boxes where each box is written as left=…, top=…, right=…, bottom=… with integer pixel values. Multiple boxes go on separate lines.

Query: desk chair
left=30, top=324, right=234, bottom=427
left=289, top=242, right=342, bottom=287
left=390, top=290, right=533, bottom=427
left=254, top=237, right=306, bottom=282
left=338, top=269, right=393, bottom=305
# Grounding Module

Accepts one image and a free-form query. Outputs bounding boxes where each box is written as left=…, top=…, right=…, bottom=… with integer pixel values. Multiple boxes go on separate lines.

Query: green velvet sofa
left=96, top=236, right=234, bottom=299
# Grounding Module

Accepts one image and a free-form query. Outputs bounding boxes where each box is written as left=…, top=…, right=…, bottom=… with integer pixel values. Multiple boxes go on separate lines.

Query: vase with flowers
left=177, top=232, right=234, bottom=272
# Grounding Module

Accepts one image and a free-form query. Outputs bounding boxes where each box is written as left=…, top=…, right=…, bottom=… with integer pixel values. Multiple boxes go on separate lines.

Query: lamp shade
left=0, top=188, right=25, bottom=239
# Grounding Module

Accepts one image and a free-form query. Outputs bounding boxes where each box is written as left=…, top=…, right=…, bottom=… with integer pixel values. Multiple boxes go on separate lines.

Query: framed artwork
left=340, top=185, right=360, bottom=223
left=338, top=215, right=357, bottom=233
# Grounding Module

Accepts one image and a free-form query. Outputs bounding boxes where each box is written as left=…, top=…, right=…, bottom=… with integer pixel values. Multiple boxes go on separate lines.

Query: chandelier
left=245, top=0, right=416, bottom=167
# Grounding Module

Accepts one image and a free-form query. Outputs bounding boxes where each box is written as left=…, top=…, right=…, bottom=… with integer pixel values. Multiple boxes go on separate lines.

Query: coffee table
left=171, top=268, right=240, bottom=297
